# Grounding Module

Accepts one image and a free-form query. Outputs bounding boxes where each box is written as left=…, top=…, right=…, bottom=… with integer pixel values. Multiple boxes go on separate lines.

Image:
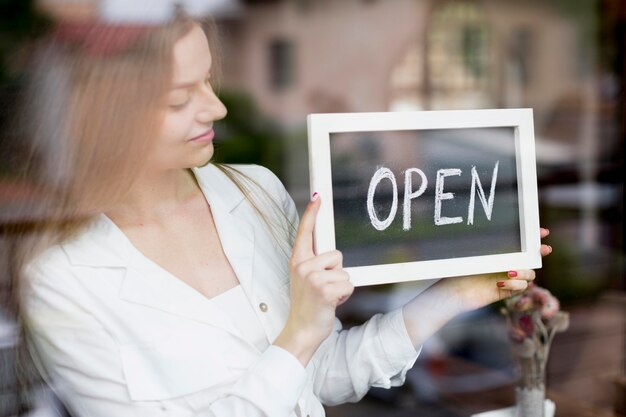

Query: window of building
left=268, top=38, right=296, bottom=92
left=509, top=28, right=534, bottom=87
left=427, top=0, right=493, bottom=109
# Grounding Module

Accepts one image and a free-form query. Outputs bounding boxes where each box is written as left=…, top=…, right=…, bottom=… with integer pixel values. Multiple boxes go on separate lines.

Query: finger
left=540, top=228, right=550, bottom=238
left=497, top=279, right=529, bottom=292
left=291, top=193, right=321, bottom=263
left=317, top=268, right=350, bottom=284
left=540, top=244, right=552, bottom=257
left=303, top=269, right=350, bottom=290
left=337, top=295, right=351, bottom=306
left=507, top=270, right=535, bottom=281
left=293, top=250, right=344, bottom=278
left=324, top=280, right=354, bottom=303
left=301, top=268, right=349, bottom=288
left=307, top=250, right=343, bottom=272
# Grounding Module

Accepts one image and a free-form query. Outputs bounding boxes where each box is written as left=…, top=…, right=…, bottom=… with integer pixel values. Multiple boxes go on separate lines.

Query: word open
left=366, top=161, right=500, bottom=231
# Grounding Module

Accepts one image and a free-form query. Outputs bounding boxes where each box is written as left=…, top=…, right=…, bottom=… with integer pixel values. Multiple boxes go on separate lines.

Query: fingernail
left=497, top=281, right=505, bottom=288
left=508, top=271, right=518, bottom=278
left=548, top=245, right=552, bottom=253
left=311, top=192, right=319, bottom=201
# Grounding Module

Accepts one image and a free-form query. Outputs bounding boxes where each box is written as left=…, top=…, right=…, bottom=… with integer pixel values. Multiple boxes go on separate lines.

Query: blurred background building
left=1, top=0, right=624, bottom=416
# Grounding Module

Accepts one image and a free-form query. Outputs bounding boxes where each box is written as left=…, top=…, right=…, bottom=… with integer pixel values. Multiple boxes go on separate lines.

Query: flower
left=501, top=285, right=569, bottom=353
left=501, top=284, right=568, bottom=394
left=519, top=315, right=534, bottom=336
left=514, top=295, right=534, bottom=312
left=549, top=311, right=570, bottom=332
left=540, top=296, right=560, bottom=319
left=529, top=286, right=549, bottom=305
left=501, top=285, right=568, bottom=350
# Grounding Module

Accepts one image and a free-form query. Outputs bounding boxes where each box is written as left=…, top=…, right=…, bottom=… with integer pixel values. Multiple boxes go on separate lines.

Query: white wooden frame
left=307, top=109, right=542, bottom=286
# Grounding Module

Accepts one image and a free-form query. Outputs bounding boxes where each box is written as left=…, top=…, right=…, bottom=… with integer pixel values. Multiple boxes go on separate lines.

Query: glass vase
left=513, top=351, right=545, bottom=417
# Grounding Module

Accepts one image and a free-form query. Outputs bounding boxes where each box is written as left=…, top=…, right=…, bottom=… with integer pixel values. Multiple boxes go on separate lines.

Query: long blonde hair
left=5, top=12, right=294, bottom=410
left=12, top=10, right=293, bottom=281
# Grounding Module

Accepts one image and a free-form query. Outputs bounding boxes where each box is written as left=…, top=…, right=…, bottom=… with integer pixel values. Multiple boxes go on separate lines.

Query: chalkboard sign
left=307, top=109, right=541, bottom=286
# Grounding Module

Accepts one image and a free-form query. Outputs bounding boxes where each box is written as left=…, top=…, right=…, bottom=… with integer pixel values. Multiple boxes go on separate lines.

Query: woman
left=13, top=12, right=551, bottom=417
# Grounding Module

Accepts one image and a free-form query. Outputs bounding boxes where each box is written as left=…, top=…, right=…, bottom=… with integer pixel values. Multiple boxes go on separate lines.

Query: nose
left=195, top=85, right=227, bottom=124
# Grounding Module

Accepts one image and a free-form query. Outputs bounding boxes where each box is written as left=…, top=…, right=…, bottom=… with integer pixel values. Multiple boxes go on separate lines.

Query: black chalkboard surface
left=308, top=110, right=541, bottom=286
left=331, top=127, right=520, bottom=267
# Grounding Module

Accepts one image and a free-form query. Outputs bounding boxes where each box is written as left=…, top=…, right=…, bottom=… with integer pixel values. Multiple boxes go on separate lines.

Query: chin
left=192, top=148, right=214, bottom=168
left=195, top=156, right=213, bottom=168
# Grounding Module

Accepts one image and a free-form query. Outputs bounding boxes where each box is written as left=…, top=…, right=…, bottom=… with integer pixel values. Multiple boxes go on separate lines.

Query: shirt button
left=259, top=302, right=268, bottom=312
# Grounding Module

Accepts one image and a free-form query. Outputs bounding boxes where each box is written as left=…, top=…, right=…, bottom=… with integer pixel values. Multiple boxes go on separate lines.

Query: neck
left=105, top=167, right=201, bottom=224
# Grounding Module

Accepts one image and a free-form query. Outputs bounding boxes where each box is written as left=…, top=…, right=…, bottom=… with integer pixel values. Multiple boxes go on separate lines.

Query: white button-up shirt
left=22, top=163, right=421, bottom=417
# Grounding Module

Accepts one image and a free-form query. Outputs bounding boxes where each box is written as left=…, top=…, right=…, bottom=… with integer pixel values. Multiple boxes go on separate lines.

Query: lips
left=188, top=128, right=215, bottom=143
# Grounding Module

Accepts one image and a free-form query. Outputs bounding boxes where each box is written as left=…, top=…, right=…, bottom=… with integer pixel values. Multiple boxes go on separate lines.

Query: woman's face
left=151, top=24, right=227, bottom=171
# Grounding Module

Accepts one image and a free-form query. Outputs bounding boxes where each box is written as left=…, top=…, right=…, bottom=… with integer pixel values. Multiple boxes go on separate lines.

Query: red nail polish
left=508, top=271, right=518, bottom=278
left=311, top=192, right=319, bottom=201
left=497, top=281, right=505, bottom=288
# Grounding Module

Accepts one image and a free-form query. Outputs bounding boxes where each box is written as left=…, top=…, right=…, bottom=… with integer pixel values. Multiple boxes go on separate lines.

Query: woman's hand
left=402, top=228, right=552, bottom=349
left=273, top=194, right=354, bottom=367
left=451, top=227, right=552, bottom=311
left=497, top=228, right=552, bottom=296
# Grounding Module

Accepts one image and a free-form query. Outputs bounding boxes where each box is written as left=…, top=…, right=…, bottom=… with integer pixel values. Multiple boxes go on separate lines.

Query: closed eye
left=168, top=71, right=212, bottom=110
left=169, top=100, right=190, bottom=110
left=168, top=90, right=192, bottom=110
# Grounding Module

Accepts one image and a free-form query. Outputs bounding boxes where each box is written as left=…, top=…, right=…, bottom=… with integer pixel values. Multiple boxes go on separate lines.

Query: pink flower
left=540, top=296, right=560, bottom=319
left=529, top=287, right=560, bottom=319
left=514, top=295, right=534, bottom=312
left=530, top=287, right=551, bottom=307
left=519, top=315, right=534, bottom=336
left=503, top=285, right=566, bottom=343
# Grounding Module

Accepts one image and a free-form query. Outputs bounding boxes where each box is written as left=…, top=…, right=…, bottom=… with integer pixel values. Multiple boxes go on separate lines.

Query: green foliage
left=212, top=89, right=286, bottom=177
left=553, top=0, right=598, bottom=60
left=461, top=24, right=486, bottom=78
left=538, top=206, right=620, bottom=304
left=540, top=238, right=616, bottom=304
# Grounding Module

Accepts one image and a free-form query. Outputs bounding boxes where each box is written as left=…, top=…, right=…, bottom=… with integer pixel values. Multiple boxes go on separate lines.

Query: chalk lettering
left=367, top=167, right=398, bottom=231
left=403, top=168, right=428, bottom=231
left=434, top=168, right=463, bottom=226
left=366, top=162, right=499, bottom=230
left=467, top=161, right=499, bottom=225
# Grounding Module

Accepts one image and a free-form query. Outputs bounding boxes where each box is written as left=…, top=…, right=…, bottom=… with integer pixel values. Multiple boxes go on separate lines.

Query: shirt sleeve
left=23, top=259, right=307, bottom=417
left=310, top=309, right=421, bottom=406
